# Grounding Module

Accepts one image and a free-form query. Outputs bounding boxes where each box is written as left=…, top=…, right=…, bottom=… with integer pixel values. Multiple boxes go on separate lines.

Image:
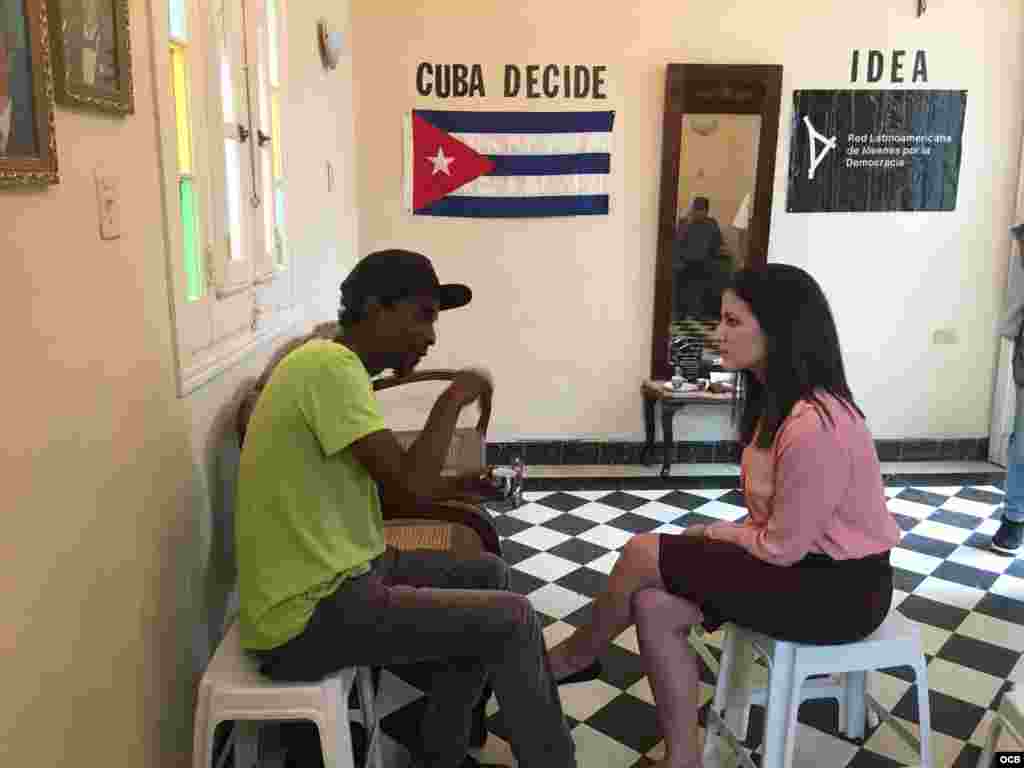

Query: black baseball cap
left=340, top=249, right=472, bottom=311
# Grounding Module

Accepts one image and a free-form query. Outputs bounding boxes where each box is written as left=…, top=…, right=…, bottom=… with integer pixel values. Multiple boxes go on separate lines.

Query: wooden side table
left=641, top=379, right=735, bottom=478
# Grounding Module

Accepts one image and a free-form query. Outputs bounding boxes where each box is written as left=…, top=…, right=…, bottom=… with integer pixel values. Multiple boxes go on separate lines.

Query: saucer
left=663, top=381, right=699, bottom=393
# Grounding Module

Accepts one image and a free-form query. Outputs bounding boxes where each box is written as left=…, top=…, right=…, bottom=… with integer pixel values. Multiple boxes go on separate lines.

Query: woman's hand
left=683, top=524, right=707, bottom=538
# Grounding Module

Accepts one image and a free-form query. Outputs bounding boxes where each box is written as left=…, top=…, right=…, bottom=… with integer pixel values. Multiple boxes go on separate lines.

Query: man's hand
left=458, top=468, right=502, bottom=501
left=433, top=468, right=504, bottom=503
left=447, top=367, right=493, bottom=409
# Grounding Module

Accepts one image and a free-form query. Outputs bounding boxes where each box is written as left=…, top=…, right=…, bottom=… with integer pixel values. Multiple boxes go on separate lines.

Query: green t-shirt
left=236, top=339, right=387, bottom=650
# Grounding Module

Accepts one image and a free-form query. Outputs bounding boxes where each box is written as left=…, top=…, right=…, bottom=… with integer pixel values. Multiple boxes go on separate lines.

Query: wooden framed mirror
left=651, top=64, right=783, bottom=380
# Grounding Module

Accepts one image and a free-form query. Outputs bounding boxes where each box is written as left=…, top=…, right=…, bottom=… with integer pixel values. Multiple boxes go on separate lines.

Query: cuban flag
left=404, top=110, right=615, bottom=218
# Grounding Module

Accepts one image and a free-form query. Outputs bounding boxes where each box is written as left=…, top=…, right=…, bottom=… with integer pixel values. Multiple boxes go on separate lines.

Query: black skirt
left=658, top=533, right=893, bottom=645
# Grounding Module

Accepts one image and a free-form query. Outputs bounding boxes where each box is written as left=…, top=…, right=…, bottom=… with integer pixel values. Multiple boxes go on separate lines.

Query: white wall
left=352, top=0, right=1024, bottom=442
left=2, top=0, right=357, bottom=765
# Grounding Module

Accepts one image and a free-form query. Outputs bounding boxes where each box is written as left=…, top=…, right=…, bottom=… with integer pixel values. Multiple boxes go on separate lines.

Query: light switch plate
left=95, top=170, right=121, bottom=240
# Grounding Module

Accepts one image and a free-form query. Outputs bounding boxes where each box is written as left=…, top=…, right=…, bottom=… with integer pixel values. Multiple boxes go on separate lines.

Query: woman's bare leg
left=548, top=534, right=666, bottom=680
left=633, top=587, right=705, bottom=768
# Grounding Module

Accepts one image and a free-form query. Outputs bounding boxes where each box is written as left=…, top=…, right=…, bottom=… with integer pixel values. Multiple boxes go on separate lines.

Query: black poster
left=786, top=90, right=967, bottom=213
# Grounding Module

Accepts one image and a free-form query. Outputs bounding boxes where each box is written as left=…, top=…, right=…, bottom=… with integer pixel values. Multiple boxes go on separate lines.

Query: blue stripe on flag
left=415, top=195, right=609, bottom=218
left=414, top=110, right=615, bottom=135
left=487, top=153, right=610, bottom=176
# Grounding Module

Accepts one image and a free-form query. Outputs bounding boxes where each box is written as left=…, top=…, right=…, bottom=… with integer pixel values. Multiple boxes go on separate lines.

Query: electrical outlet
left=95, top=170, right=121, bottom=240
left=932, top=328, right=958, bottom=345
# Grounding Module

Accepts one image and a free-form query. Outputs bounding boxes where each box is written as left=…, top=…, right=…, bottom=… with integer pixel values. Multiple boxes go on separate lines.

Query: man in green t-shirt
left=236, top=250, right=576, bottom=768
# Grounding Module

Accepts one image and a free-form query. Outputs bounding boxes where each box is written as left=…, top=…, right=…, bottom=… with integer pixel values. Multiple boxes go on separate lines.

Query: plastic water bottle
left=511, top=456, right=526, bottom=507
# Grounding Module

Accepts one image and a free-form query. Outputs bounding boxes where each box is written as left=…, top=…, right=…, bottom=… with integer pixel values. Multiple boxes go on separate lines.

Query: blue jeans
left=1005, top=432, right=1024, bottom=523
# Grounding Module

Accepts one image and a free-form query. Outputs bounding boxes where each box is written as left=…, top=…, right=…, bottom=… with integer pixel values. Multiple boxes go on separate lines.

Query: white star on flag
left=427, top=146, right=454, bottom=176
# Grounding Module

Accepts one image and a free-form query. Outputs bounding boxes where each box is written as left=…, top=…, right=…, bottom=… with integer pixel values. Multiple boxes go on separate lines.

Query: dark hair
left=338, top=295, right=401, bottom=327
left=728, top=264, right=863, bottom=449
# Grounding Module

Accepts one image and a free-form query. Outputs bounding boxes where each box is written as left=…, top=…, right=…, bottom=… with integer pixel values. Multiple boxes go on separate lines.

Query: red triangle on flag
left=412, top=113, right=495, bottom=211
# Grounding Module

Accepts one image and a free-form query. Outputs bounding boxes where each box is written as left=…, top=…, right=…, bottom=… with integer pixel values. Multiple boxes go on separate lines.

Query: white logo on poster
left=803, top=116, right=837, bottom=180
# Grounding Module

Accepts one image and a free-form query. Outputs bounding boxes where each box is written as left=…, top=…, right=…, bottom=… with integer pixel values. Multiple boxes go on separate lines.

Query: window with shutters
left=155, top=0, right=295, bottom=395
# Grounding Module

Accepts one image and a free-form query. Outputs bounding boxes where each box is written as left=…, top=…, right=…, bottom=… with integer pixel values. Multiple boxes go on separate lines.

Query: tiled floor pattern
left=368, top=478, right=1024, bottom=768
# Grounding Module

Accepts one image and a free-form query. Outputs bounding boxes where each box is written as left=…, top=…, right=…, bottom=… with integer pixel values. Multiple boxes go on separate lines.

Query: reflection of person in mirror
left=1, top=0, right=36, bottom=157
left=732, top=192, right=752, bottom=267
left=673, top=196, right=731, bottom=320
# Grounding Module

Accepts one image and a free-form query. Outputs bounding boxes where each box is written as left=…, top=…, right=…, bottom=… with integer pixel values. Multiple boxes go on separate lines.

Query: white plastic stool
left=703, top=611, right=932, bottom=768
left=193, top=622, right=382, bottom=768
left=977, top=686, right=1023, bottom=768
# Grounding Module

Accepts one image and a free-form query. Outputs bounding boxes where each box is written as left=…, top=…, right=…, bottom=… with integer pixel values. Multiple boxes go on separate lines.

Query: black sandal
left=555, top=660, right=603, bottom=685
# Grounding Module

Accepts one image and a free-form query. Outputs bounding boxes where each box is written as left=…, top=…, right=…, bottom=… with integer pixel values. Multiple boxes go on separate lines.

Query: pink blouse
left=706, top=393, right=900, bottom=566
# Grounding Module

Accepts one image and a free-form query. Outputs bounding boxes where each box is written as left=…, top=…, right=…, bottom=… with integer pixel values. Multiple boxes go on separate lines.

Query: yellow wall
left=352, top=0, right=1024, bottom=441
left=1, top=0, right=357, bottom=765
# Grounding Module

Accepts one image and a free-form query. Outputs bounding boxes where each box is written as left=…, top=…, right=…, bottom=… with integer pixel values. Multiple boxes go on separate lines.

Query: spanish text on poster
left=786, top=90, right=966, bottom=213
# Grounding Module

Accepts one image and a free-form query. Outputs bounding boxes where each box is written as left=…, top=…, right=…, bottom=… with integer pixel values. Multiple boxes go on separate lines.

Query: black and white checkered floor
left=370, top=477, right=1024, bottom=768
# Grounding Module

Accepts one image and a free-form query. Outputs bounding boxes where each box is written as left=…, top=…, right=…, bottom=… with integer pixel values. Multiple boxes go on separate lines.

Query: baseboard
left=485, top=437, right=990, bottom=466
left=520, top=471, right=1004, bottom=493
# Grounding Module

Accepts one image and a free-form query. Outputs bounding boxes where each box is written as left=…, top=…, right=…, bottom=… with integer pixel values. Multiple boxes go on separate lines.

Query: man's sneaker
left=992, top=519, right=1024, bottom=555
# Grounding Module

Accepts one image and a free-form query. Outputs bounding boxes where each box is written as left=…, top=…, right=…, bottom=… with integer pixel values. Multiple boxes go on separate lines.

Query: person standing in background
left=992, top=222, right=1024, bottom=555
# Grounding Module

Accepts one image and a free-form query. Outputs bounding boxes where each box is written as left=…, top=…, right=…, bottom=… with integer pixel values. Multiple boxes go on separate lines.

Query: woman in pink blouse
left=547, top=265, right=900, bottom=768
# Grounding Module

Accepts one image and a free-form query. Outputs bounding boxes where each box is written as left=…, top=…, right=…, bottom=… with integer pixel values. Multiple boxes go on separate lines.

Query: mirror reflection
left=670, top=113, right=761, bottom=379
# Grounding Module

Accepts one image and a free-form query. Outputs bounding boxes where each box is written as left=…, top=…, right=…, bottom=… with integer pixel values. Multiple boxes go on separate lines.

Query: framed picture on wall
left=48, top=0, right=133, bottom=115
left=1, top=0, right=59, bottom=186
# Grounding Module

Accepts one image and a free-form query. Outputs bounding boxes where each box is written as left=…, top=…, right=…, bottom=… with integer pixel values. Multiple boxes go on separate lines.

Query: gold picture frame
left=0, top=0, right=59, bottom=186
left=49, top=0, right=133, bottom=115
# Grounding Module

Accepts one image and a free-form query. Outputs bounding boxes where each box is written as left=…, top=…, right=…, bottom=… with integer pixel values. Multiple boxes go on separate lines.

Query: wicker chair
left=235, top=322, right=501, bottom=748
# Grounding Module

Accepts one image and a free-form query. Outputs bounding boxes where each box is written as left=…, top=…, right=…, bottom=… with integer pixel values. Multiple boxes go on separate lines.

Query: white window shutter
left=207, top=0, right=254, bottom=300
